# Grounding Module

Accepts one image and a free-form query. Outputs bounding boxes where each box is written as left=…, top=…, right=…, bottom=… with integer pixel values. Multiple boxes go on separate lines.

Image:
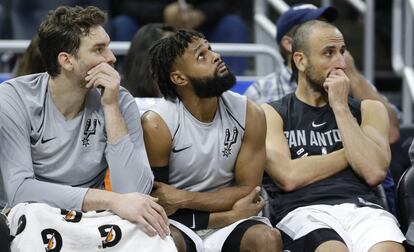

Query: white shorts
left=276, top=203, right=405, bottom=252
left=170, top=216, right=271, bottom=252
left=8, top=203, right=177, bottom=252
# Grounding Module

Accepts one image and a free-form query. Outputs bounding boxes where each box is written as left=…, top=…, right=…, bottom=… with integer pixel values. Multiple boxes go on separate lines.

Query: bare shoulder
left=246, top=99, right=265, bottom=120
left=361, top=99, right=387, bottom=117
left=244, top=99, right=266, bottom=139
left=141, top=111, right=171, bottom=137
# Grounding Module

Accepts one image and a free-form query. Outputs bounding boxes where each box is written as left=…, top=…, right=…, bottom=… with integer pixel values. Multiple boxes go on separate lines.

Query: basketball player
left=143, top=29, right=282, bottom=252
left=262, top=20, right=405, bottom=251
left=0, top=6, right=173, bottom=250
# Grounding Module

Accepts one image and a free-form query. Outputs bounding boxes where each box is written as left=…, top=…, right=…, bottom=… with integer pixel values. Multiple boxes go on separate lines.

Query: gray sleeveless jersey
left=0, top=73, right=153, bottom=210
left=150, top=91, right=247, bottom=192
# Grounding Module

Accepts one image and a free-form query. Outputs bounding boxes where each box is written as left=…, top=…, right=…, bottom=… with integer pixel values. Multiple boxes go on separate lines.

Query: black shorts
left=0, top=213, right=10, bottom=252
left=281, top=228, right=346, bottom=252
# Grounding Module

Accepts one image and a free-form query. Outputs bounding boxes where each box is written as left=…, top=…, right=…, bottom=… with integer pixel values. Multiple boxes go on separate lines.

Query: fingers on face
left=85, top=63, right=120, bottom=88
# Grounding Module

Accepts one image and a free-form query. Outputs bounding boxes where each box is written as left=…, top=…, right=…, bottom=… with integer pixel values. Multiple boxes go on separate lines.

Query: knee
left=261, top=228, right=283, bottom=251
left=244, top=227, right=283, bottom=252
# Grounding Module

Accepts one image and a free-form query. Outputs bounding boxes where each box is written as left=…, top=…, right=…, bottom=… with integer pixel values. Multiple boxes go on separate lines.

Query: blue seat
left=0, top=73, right=12, bottom=84
left=231, top=77, right=256, bottom=94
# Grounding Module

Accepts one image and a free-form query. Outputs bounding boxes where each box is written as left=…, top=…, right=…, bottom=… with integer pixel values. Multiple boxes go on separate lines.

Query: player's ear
left=58, top=52, right=74, bottom=72
left=293, top=51, right=307, bottom=72
left=170, top=71, right=188, bottom=87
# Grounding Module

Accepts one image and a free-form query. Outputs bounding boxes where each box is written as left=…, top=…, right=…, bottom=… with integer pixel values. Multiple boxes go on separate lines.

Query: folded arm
left=262, top=103, right=348, bottom=192
left=333, top=100, right=390, bottom=186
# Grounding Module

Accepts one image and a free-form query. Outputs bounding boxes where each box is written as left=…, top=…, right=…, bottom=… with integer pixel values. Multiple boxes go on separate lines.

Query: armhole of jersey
left=148, top=99, right=178, bottom=140
left=221, top=91, right=247, bottom=131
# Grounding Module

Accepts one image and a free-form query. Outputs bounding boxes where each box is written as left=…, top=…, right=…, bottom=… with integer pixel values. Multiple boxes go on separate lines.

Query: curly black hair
left=148, top=29, right=204, bottom=100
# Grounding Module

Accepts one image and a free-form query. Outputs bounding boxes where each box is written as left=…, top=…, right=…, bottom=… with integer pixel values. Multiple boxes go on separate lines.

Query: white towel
left=8, top=203, right=177, bottom=252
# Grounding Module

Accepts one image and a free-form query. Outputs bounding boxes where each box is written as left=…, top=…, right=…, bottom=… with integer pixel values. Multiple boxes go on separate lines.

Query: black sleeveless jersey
left=264, top=93, right=382, bottom=223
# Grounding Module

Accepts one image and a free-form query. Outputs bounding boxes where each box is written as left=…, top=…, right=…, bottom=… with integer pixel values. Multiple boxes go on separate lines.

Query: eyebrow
left=92, top=42, right=107, bottom=48
left=193, top=39, right=208, bottom=54
left=322, top=44, right=346, bottom=51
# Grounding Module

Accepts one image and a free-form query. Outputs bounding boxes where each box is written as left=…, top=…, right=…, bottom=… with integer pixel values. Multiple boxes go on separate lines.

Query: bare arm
left=345, top=51, right=400, bottom=143
left=207, top=187, right=264, bottom=229
left=262, top=103, right=348, bottom=192
left=326, top=69, right=390, bottom=186
left=333, top=100, right=390, bottom=186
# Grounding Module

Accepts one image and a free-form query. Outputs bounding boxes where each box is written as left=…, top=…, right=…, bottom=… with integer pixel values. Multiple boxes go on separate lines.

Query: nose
left=104, top=48, right=116, bottom=65
left=212, top=51, right=221, bottom=64
left=335, top=53, right=346, bottom=70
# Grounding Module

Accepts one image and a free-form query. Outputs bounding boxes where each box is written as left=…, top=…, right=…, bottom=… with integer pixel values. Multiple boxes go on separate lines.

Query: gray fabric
left=0, top=169, right=6, bottom=209
left=149, top=91, right=246, bottom=192
left=0, top=73, right=153, bottom=211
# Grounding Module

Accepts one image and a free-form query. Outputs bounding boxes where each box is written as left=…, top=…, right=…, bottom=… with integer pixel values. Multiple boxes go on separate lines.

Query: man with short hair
left=245, top=4, right=400, bottom=144
left=246, top=3, right=401, bottom=215
left=0, top=6, right=174, bottom=251
left=262, top=20, right=405, bottom=251
left=143, top=29, right=282, bottom=252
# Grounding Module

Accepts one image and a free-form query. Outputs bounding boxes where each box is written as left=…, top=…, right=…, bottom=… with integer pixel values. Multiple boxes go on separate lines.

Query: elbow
left=277, top=175, right=301, bottom=192
left=388, top=127, right=400, bottom=144
left=364, top=169, right=387, bottom=187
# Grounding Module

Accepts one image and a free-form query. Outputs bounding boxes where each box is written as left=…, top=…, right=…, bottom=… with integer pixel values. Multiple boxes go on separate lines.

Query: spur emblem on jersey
left=222, top=127, right=238, bottom=158
left=82, top=119, right=97, bottom=147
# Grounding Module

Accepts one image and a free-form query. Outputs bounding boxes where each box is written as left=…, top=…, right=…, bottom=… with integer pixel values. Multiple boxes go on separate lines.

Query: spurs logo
left=98, top=224, right=122, bottom=248
left=222, top=127, right=238, bottom=158
left=82, top=119, right=97, bottom=147
left=41, top=228, right=63, bottom=252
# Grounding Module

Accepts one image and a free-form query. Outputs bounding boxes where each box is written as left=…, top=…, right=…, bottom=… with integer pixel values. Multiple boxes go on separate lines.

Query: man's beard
left=189, top=70, right=236, bottom=98
left=305, top=64, right=327, bottom=95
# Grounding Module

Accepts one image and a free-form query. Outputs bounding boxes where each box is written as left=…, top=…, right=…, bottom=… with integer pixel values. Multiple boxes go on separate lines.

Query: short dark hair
left=38, top=5, right=107, bottom=77
left=123, top=23, right=176, bottom=97
left=291, top=20, right=334, bottom=82
left=148, top=29, right=204, bottom=100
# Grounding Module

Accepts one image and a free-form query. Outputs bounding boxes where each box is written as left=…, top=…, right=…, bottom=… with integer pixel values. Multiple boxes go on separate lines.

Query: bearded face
left=304, top=60, right=327, bottom=95
left=189, top=69, right=236, bottom=98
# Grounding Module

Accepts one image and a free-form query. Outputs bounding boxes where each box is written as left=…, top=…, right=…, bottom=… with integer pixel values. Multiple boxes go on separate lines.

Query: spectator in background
left=111, top=0, right=248, bottom=75
left=123, top=23, right=176, bottom=115
left=14, top=34, right=44, bottom=77
left=10, top=0, right=110, bottom=39
left=124, top=23, right=175, bottom=98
